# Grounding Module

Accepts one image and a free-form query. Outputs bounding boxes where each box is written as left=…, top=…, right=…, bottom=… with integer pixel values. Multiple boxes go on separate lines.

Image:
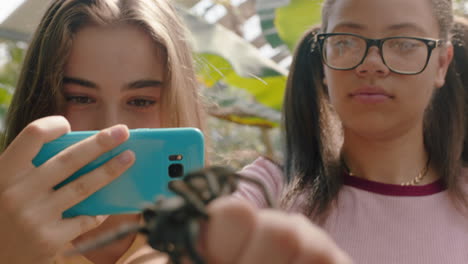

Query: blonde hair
left=3, top=0, right=205, bottom=147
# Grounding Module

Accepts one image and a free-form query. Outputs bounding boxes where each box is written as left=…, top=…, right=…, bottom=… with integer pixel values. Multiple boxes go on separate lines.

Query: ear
left=434, top=42, right=454, bottom=88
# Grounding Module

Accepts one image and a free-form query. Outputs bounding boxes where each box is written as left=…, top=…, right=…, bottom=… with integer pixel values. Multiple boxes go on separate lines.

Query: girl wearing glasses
left=236, top=0, right=468, bottom=263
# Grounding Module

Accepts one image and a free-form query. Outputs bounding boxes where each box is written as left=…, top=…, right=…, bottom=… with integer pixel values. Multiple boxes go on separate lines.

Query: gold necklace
left=400, top=168, right=427, bottom=186
left=343, top=157, right=431, bottom=186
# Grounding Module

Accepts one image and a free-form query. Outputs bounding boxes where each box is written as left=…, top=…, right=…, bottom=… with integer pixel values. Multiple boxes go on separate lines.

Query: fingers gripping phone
left=32, top=128, right=205, bottom=218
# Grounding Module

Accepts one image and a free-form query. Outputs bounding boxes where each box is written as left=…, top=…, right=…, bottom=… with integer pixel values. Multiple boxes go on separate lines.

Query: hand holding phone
left=32, top=128, right=205, bottom=217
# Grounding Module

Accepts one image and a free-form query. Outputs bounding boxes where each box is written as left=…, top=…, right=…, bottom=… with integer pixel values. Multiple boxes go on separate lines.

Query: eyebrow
left=63, top=76, right=163, bottom=90
left=127, top=79, right=163, bottom=89
left=331, top=22, right=365, bottom=32
left=63, top=76, right=96, bottom=88
left=331, top=22, right=429, bottom=35
left=386, top=23, right=428, bottom=35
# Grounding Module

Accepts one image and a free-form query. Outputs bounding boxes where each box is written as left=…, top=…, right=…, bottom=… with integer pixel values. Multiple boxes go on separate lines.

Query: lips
left=349, top=86, right=393, bottom=103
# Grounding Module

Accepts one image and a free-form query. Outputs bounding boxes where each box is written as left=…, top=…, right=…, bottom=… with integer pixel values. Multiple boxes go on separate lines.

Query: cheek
left=323, top=71, right=347, bottom=108
left=406, top=73, right=437, bottom=106
left=126, top=111, right=163, bottom=129
left=122, top=101, right=165, bottom=129
left=406, top=86, right=435, bottom=122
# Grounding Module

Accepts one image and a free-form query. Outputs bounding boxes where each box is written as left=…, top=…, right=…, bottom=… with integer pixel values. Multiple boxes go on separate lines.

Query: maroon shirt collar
left=343, top=172, right=446, bottom=196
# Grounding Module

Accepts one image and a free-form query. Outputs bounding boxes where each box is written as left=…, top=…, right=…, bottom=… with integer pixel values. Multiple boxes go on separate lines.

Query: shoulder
left=233, top=157, right=285, bottom=208
left=238, top=156, right=285, bottom=193
left=239, top=156, right=283, bottom=178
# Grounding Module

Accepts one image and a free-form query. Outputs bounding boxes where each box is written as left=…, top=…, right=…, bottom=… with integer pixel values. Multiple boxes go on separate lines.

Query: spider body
left=141, top=196, right=206, bottom=264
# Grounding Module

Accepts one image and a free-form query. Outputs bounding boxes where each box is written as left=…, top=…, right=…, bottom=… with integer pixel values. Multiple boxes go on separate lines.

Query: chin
left=343, top=119, right=398, bottom=140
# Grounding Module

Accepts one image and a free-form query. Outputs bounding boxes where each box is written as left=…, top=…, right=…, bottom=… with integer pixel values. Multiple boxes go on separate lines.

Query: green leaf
left=204, top=82, right=281, bottom=127
left=0, top=85, right=12, bottom=106
left=223, top=74, right=286, bottom=111
left=179, top=7, right=287, bottom=125
left=275, top=0, right=324, bottom=51
left=197, top=53, right=286, bottom=111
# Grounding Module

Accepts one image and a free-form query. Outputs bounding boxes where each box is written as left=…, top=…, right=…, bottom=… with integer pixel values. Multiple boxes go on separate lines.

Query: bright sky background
left=0, top=0, right=26, bottom=24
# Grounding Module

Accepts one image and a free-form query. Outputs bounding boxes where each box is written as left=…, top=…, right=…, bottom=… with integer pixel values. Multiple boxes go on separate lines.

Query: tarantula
left=68, top=166, right=275, bottom=264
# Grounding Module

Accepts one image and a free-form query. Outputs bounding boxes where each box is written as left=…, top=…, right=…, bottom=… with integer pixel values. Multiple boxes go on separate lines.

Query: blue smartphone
left=32, top=128, right=205, bottom=217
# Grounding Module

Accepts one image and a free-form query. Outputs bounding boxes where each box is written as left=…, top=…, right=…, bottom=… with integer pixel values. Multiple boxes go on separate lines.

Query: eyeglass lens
left=322, top=35, right=429, bottom=74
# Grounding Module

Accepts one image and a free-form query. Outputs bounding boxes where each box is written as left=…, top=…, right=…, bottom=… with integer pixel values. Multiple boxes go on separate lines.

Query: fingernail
left=96, top=215, right=109, bottom=224
left=117, top=150, right=134, bottom=164
left=110, top=125, right=127, bottom=142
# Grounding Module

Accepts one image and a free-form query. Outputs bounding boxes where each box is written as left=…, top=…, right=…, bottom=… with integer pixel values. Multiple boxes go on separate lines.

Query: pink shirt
left=235, top=157, right=468, bottom=264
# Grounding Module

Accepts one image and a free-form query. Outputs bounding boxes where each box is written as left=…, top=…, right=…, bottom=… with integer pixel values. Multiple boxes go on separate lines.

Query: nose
left=95, top=106, right=125, bottom=130
left=355, top=46, right=390, bottom=77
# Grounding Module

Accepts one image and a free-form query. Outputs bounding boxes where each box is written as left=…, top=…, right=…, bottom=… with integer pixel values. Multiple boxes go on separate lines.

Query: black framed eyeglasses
left=315, top=33, right=444, bottom=75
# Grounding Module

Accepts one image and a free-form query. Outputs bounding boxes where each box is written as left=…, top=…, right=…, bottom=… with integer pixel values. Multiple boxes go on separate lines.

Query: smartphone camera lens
left=169, top=155, right=183, bottom=161
left=168, top=163, right=184, bottom=178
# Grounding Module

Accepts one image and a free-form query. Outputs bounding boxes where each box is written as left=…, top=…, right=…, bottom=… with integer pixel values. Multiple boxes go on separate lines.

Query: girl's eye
left=336, top=40, right=352, bottom=47
left=128, top=98, right=156, bottom=107
left=65, top=95, right=95, bottom=104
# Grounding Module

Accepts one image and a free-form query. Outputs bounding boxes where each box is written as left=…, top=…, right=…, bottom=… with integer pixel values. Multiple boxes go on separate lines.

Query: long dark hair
left=282, top=0, right=467, bottom=220
left=452, top=16, right=468, bottom=166
left=281, top=26, right=343, bottom=220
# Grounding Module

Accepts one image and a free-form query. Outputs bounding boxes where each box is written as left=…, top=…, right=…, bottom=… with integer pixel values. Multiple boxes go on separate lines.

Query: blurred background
left=1, top=0, right=467, bottom=169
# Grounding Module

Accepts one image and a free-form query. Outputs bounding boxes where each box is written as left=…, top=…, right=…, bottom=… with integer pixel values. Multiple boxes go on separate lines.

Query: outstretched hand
left=199, top=197, right=352, bottom=264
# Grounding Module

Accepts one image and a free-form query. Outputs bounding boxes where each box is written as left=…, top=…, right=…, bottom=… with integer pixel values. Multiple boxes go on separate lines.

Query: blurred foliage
left=275, top=0, right=323, bottom=51
left=203, top=81, right=281, bottom=127
left=197, top=54, right=286, bottom=112
left=0, top=40, right=24, bottom=133
left=180, top=8, right=286, bottom=128
left=454, top=0, right=468, bottom=15
left=207, top=115, right=282, bottom=168
left=0, top=41, right=22, bottom=99
left=202, top=81, right=281, bottom=167
left=257, top=0, right=323, bottom=51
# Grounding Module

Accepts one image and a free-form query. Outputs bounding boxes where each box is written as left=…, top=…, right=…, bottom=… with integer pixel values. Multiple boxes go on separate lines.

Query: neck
left=341, top=124, right=438, bottom=185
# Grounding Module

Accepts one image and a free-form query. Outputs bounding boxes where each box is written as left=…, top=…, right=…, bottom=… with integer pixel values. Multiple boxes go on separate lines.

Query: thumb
left=198, top=197, right=257, bottom=264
